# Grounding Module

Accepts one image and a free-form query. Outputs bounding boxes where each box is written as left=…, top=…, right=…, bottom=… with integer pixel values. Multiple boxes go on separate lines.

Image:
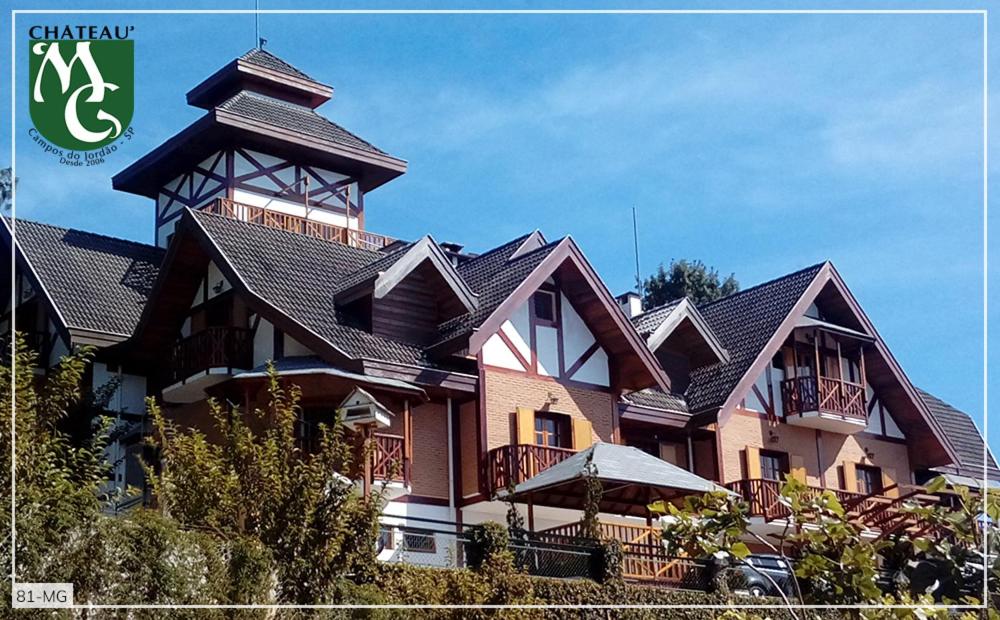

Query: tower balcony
left=781, top=375, right=868, bottom=433
left=202, top=198, right=395, bottom=252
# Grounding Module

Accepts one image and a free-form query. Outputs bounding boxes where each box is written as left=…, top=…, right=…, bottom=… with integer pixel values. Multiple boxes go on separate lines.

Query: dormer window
left=533, top=291, right=557, bottom=324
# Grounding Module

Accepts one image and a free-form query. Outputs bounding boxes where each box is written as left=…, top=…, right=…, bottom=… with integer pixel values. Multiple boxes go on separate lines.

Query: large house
left=3, top=49, right=995, bottom=579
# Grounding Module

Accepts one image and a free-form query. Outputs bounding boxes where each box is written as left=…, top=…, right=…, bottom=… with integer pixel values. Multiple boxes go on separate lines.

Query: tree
left=1, top=167, right=16, bottom=213
left=641, top=259, right=739, bottom=308
left=145, top=364, right=386, bottom=603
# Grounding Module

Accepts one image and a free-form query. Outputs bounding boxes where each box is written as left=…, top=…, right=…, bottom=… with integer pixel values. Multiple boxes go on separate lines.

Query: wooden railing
left=372, top=433, right=409, bottom=484
left=484, top=444, right=576, bottom=495
left=170, top=327, right=253, bottom=383
left=537, top=521, right=711, bottom=586
left=781, top=375, right=867, bottom=420
left=726, top=478, right=881, bottom=522
left=202, top=198, right=395, bottom=252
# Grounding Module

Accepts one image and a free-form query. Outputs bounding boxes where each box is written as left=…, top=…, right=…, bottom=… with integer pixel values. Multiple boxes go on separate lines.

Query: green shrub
left=464, top=520, right=510, bottom=569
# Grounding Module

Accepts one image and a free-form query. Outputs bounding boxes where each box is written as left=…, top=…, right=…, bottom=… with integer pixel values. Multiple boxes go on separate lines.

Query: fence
left=376, top=514, right=716, bottom=589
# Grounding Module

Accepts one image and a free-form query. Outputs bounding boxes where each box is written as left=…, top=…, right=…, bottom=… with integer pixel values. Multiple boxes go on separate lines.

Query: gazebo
left=499, top=442, right=732, bottom=531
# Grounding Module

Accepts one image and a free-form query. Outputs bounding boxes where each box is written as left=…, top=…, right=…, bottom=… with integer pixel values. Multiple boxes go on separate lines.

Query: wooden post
left=362, top=423, right=372, bottom=497
left=527, top=495, right=535, bottom=532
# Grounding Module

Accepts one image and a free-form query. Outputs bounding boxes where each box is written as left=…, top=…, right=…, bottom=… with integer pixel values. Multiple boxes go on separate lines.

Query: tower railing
left=202, top=198, right=396, bottom=252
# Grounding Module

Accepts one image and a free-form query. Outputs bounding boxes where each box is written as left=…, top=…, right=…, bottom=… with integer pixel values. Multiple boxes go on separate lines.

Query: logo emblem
left=29, top=40, right=133, bottom=151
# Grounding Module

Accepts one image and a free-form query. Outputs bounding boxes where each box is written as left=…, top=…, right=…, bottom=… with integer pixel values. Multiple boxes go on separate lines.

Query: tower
left=113, top=49, right=407, bottom=248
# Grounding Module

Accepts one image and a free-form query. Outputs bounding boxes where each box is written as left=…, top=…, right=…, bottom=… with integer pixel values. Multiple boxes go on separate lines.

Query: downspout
left=446, top=397, right=456, bottom=522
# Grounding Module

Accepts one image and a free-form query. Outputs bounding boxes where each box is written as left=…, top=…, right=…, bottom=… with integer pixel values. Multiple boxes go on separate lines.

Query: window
left=759, top=450, right=789, bottom=482
left=534, top=412, right=570, bottom=448
left=402, top=531, right=436, bottom=553
left=533, top=291, right=557, bottom=324
left=855, top=465, right=883, bottom=495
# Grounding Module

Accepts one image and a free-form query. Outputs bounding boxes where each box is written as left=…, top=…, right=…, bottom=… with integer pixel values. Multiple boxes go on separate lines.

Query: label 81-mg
left=13, top=583, right=74, bottom=608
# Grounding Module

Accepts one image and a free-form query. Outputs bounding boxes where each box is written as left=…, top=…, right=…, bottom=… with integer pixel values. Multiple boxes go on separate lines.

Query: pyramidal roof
left=113, top=48, right=406, bottom=198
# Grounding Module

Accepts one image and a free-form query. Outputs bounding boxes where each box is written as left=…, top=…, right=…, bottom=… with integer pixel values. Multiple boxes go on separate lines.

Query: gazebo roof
left=502, top=443, right=732, bottom=518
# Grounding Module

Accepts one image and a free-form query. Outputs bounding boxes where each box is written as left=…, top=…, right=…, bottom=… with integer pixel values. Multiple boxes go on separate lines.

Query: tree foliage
left=145, top=364, right=385, bottom=603
left=641, top=259, right=739, bottom=308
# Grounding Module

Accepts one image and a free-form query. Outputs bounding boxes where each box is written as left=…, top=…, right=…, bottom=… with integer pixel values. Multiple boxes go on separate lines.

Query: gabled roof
left=188, top=210, right=432, bottom=366
left=637, top=297, right=729, bottom=365
left=334, top=235, right=478, bottom=316
left=456, top=236, right=670, bottom=392
left=3, top=219, right=164, bottom=344
left=918, top=389, right=1000, bottom=482
left=687, top=263, right=825, bottom=412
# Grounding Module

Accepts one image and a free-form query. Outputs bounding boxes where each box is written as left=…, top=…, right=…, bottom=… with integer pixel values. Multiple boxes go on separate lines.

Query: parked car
left=734, top=554, right=797, bottom=598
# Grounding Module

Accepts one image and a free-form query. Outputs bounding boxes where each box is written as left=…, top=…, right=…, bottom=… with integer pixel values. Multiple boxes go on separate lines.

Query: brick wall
left=409, top=402, right=450, bottom=500
left=719, top=408, right=912, bottom=489
left=482, top=368, right=614, bottom=450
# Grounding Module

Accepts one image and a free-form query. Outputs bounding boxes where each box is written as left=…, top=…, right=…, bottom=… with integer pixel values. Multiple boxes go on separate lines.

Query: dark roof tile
left=11, top=219, right=164, bottom=337
left=918, top=388, right=1000, bottom=480
left=216, top=91, right=388, bottom=156
left=240, top=48, right=314, bottom=81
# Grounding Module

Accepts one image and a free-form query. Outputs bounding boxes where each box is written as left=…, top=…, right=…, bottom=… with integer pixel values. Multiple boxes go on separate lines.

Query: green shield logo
left=28, top=40, right=133, bottom=151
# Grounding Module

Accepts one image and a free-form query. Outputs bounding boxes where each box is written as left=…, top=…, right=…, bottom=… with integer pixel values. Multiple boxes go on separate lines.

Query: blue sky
left=2, top=4, right=995, bottom=455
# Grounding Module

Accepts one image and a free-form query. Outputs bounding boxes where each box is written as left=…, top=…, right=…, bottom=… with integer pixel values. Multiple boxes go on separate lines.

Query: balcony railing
left=202, top=198, right=396, bottom=252
left=170, top=327, right=253, bottom=383
left=726, top=478, right=885, bottom=522
left=484, top=443, right=576, bottom=495
left=781, top=375, right=867, bottom=420
left=372, top=432, right=410, bottom=484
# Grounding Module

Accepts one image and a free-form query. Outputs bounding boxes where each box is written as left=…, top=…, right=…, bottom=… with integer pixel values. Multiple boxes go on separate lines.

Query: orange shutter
left=515, top=407, right=535, bottom=445
left=745, top=446, right=762, bottom=479
left=842, top=461, right=858, bottom=492
left=789, top=455, right=807, bottom=483
left=571, top=418, right=594, bottom=450
left=881, top=468, right=898, bottom=498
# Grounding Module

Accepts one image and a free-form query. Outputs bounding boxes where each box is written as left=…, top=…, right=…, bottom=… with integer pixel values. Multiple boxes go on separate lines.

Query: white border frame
left=7, top=6, right=990, bottom=612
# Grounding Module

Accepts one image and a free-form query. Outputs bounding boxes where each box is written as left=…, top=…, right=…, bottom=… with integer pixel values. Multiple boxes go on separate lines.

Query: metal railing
left=170, top=327, right=253, bottom=383
left=484, top=443, right=576, bottom=495
left=781, top=375, right=867, bottom=419
left=202, top=198, right=396, bottom=251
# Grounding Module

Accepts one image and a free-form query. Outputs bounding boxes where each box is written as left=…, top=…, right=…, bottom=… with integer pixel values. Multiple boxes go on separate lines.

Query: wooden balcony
left=202, top=198, right=395, bottom=252
left=781, top=375, right=867, bottom=433
left=484, top=443, right=576, bottom=496
left=170, top=327, right=253, bottom=384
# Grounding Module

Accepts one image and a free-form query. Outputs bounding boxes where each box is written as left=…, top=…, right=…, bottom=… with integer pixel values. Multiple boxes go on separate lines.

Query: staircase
left=840, top=485, right=944, bottom=541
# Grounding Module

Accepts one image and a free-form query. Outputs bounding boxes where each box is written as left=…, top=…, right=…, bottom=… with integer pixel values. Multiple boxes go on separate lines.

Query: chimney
left=616, top=292, right=643, bottom=318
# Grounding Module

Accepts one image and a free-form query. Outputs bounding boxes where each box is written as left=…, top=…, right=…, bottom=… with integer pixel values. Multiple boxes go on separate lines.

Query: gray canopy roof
left=504, top=442, right=732, bottom=518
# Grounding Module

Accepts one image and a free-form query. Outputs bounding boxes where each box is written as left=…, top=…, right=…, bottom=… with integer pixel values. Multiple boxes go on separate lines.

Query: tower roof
left=113, top=49, right=406, bottom=198
left=187, top=47, right=333, bottom=109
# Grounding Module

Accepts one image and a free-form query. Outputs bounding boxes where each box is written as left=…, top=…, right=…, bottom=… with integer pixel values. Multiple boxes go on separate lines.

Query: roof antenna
left=254, top=0, right=263, bottom=49
left=632, top=206, right=643, bottom=301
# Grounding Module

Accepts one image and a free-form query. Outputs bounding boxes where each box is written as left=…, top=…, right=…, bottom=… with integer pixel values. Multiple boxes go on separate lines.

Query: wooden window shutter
left=515, top=407, right=535, bottom=445
left=745, top=446, right=762, bottom=479
left=842, top=461, right=858, bottom=493
left=571, top=418, right=593, bottom=450
left=789, top=454, right=807, bottom=483
left=881, top=468, right=898, bottom=498
left=659, top=443, right=678, bottom=466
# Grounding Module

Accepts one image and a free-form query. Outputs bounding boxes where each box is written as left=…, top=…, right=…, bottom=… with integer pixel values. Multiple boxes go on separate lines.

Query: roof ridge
left=506, top=236, right=564, bottom=263
left=9, top=217, right=161, bottom=254
left=630, top=297, right=685, bottom=321
left=459, top=231, right=536, bottom=265
left=697, top=261, right=827, bottom=310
